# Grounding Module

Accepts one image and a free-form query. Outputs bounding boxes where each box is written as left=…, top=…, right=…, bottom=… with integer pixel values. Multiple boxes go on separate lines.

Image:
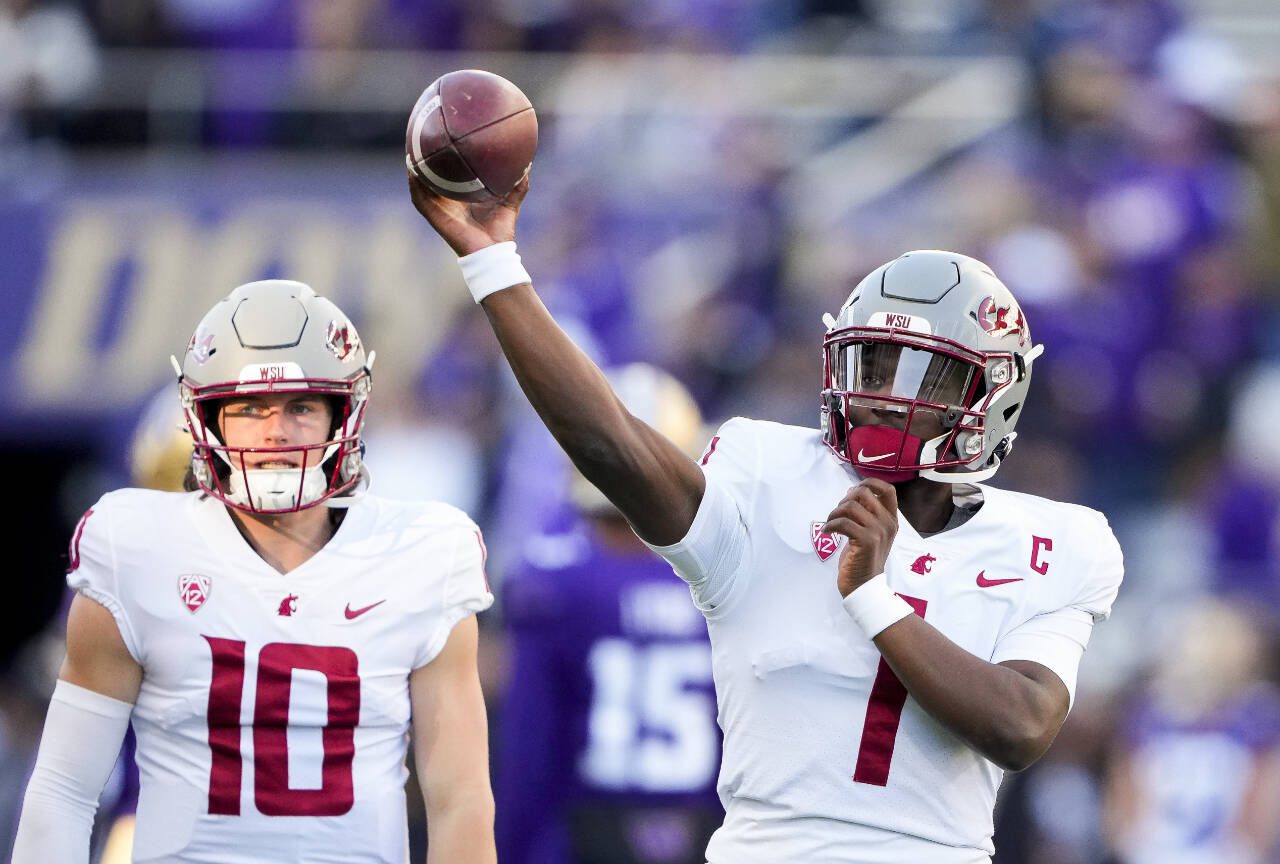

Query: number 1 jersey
left=66, top=489, right=493, bottom=864
left=649, top=418, right=1124, bottom=864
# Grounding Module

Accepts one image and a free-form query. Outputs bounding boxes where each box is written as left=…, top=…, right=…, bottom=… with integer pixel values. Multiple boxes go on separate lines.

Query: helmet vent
left=881, top=255, right=961, bottom=303
left=1003, top=403, right=1020, bottom=422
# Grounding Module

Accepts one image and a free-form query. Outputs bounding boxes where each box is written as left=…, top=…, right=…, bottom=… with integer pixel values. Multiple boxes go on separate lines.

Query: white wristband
left=842, top=573, right=914, bottom=639
left=457, top=241, right=532, bottom=303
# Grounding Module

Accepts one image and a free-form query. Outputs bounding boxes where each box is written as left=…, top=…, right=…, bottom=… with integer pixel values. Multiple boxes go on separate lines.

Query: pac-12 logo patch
left=811, top=522, right=845, bottom=561
left=178, top=573, right=211, bottom=613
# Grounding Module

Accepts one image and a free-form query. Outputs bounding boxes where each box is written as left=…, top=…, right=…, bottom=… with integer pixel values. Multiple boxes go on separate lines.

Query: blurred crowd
left=3, top=0, right=1280, bottom=862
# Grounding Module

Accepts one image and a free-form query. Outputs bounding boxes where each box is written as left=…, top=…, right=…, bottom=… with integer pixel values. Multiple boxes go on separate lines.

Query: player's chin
left=854, top=465, right=919, bottom=484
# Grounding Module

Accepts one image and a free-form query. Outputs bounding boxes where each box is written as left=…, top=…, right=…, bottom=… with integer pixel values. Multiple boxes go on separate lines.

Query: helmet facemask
left=175, top=279, right=374, bottom=515
left=183, top=380, right=370, bottom=514
left=822, top=329, right=1017, bottom=482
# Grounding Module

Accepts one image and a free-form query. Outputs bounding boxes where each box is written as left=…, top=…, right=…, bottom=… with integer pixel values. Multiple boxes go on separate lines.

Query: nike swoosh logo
left=344, top=599, right=386, bottom=620
left=857, top=449, right=894, bottom=463
left=975, top=571, right=1023, bottom=588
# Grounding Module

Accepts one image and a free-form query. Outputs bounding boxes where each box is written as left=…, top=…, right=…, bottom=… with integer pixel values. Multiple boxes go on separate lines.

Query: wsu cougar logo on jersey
left=178, top=573, right=211, bottom=613
left=278, top=594, right=299, bottom=616
left=911, top=553, right=936, bottom=574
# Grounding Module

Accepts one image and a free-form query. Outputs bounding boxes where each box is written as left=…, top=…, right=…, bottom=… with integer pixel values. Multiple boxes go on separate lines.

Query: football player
left=496, top=363, right=722, bottom=864
left=409, top=173, right=1124, bottom=864
left=13, top=280, right=496, bottom=864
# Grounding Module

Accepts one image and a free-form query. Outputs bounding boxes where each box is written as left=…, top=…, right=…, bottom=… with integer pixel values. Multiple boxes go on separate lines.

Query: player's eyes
left=223, top=404, right=262, bottom=417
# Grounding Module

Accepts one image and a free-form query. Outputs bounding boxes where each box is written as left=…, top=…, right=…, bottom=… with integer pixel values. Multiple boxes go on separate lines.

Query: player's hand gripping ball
left=405, top=69, right=538, bottom=202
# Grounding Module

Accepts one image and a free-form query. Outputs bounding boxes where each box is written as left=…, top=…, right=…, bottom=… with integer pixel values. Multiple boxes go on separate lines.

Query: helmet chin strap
left=227, top=466, right=329, bottom=511
left=323, top=463, right=371, bottom=508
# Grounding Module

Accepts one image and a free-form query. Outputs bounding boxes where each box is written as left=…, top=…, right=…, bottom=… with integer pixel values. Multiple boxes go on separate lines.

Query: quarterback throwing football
left=14, top=281, right=497, bottom=863
left=410, top=172, right=1123, bottom=864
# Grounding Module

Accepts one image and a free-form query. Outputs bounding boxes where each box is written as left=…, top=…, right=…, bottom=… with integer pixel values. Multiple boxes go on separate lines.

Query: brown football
left=405, top=69, right=538, bottom=202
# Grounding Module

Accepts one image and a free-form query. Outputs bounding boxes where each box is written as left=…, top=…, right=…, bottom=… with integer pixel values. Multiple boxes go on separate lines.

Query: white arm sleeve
left=12, top=679, right=133, bottom=864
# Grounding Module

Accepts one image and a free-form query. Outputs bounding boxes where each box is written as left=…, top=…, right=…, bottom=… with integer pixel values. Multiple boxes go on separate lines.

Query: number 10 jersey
left=67, top=489, right=493, bottom=864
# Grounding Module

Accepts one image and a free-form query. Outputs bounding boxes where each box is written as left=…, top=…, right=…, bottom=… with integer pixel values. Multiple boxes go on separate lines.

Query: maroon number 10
left=204, top=637, right=361, bottom=816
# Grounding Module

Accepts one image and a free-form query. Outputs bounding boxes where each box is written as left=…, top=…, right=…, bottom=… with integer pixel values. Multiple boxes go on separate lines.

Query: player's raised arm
left=407, top=172, right=705, bottom=546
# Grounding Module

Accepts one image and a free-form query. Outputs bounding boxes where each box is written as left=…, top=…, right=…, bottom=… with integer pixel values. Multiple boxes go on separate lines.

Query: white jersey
left=66, top=489, right=493, bottom=864
left=650, top=418, right=1124, bottom=864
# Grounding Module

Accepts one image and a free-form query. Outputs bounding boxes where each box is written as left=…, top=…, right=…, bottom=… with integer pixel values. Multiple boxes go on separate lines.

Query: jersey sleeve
left=643, top=417, right=755, bottom=614
left=990, top=508, right=1125, bottom=706
left=989, top=606, right=1093, bottom=706
left=415, top=519, right=495, bottom=669
left=64, top=498, right=142, bottom=663
left=1069, top=510, right=1125, bottom=622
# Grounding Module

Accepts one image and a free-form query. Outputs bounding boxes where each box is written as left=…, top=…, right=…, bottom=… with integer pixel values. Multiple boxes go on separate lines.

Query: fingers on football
left=494, top=171, right=530, bottom=214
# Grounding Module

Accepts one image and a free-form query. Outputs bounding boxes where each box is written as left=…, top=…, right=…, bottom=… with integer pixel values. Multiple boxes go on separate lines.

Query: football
left=405, top=69, right=538, bottom=202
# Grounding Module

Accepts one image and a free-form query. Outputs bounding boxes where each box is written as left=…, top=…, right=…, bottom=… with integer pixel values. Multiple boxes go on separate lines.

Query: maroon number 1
left=852, top=594, right=927, bottom=786
left=204, top=637, right=361, bottom=816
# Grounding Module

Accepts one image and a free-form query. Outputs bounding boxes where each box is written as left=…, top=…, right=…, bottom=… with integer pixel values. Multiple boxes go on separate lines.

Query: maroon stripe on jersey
left=67, top=508, right=94, bottom=573
left=205, top=636, right=247, bottom=815
left=699, top=436, right=721, bottom=466
left=852, top=594, right=928, bottom=787
left=474, top=528, right=491, bottom=593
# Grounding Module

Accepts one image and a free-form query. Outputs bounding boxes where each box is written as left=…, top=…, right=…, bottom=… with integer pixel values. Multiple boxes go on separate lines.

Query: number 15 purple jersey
left=496, top=522, right=723, bottom=864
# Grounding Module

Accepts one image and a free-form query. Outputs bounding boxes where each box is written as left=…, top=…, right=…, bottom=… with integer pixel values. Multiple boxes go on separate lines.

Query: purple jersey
left=496, top=522, right=723, bottom=864
left=1118, top=686, right=1280, bottom=864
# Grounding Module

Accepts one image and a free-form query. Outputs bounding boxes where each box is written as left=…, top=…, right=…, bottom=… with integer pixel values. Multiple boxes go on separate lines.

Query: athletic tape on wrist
left=458, top=241, right=532, bottom=303
left=842, top=573, right=914, bottom=639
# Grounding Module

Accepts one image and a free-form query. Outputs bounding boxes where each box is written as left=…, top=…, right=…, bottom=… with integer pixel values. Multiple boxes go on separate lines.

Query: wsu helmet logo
left=178, top=573, right=211, bottom=613
left=325, top=320, right=359, bottom=362
left=188, top=328, right=216, bottom=364
left=976, top=296, right=1026, bottom=346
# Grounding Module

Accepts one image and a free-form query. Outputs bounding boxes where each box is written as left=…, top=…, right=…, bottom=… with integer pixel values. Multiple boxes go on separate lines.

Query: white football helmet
left=821, top=250, right=1043, bottom=483
left=175, top=280, right=374, bottom=513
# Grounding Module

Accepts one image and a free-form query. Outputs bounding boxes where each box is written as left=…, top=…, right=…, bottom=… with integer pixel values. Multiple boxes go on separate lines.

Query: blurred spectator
left=1205, top=364, right=1280, bottom=613
left=0, top=0, right=99, bottom=142
left=1102, top=598, right=1280, bottom=864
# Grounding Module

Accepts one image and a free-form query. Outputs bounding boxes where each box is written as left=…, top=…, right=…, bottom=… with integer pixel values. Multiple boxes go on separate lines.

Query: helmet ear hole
left=993, top=435, right=1015, bottom=462
left=197, top=400, right=225, bottom=443
left=1002, top=403, right=1020, bottom=422
left=823, top=393, right=848, bottom=451
left=325, top=395, right=348, bottom=437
